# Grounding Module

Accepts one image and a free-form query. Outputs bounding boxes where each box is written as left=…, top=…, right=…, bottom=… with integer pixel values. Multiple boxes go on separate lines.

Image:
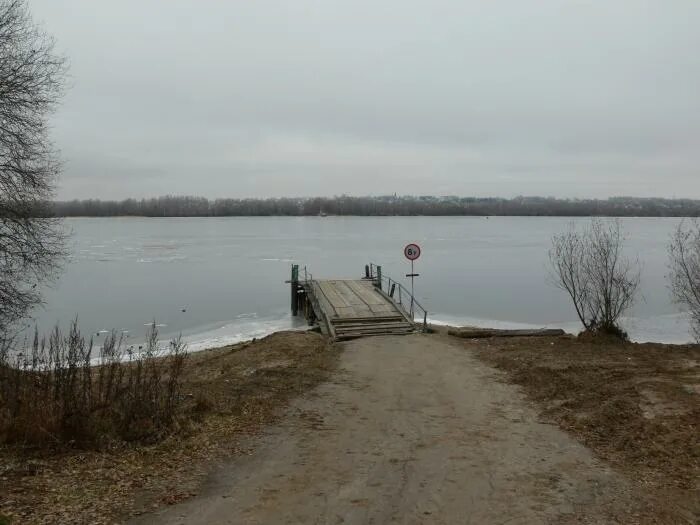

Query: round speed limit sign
left=404, top=243, right=421, bottom=261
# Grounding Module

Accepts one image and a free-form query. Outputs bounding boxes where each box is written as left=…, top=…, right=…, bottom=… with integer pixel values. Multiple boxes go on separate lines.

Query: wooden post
left=376, top=265, right=382, bottom=290
left=291, top=264, right=299, bottom=316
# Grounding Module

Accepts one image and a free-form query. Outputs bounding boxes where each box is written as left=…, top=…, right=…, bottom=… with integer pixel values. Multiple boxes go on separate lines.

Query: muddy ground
left=131, top=333, right=697, bottom=525
left=461, top=331, right=699, bottom=523
left=1, top=329, right=697, bottom=524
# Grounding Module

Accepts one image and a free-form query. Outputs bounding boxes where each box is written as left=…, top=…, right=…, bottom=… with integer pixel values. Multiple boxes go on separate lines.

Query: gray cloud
left=32, top=0, right=700, bottom=199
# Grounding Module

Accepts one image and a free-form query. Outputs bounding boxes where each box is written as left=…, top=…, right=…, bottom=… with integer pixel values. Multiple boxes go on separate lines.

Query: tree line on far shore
left=48, top=195, right=700, bottom=218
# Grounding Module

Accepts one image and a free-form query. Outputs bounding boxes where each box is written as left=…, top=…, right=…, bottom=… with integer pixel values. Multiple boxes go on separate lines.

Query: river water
left=29, top=216, right=693, bottom=348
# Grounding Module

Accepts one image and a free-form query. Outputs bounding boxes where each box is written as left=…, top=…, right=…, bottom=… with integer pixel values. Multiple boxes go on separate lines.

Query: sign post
left=403, top=243, right=421, bottom=317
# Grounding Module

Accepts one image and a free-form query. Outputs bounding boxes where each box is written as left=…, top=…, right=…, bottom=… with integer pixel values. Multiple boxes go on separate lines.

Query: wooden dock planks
left=307, top=279, right=414, bottom=340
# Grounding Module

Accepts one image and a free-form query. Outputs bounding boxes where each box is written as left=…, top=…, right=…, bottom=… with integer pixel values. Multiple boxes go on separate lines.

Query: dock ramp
left=290, top=265, right=428, bottom=341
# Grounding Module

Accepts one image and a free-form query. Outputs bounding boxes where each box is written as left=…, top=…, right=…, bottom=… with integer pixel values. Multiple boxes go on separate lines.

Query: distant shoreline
left=58, top=214, right=699, bottom=219
left=45, top=195, right=700, bottom=218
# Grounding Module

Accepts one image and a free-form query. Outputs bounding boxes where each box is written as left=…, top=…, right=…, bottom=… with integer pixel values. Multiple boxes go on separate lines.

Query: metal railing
left=368, top=263, right=428, bottom=332
left=302, top=265, right=313, bottom=284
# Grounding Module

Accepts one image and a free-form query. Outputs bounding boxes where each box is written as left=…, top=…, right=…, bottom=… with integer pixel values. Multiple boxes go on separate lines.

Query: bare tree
left=0, top=0, right=67, bottom=334
left=668, top=220, right=700, bottom=342
left=550, top=219, right=641, bottom=338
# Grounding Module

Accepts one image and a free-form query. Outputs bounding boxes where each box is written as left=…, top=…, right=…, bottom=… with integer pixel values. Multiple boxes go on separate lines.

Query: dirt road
left=135, top=334, right=634, bottom=524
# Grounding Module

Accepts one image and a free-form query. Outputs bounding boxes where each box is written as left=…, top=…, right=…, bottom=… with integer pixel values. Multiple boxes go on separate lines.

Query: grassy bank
left=0, top=323, right=188, bottom=449
left=454, top=331, right=699, bottom=523
left=0, top=331, right=336, bottom=524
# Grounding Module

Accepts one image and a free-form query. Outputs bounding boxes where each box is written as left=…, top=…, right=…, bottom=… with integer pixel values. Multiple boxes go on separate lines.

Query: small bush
left=578, top=323, right=629, bottom=343
left=668, top=219, right=700, bottom=343
left=0, top=320, right=187, bottom=448
left=550, top=218, right=640, bottom=340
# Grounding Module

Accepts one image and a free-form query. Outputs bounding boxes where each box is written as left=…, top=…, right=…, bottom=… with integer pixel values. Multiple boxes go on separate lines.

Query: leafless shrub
left=668, top=219, right=700, bottom=342
left=0, top=321, right=188, bottom=447
left=0, top=0, right=68, bottom=334
left=549, top=218, right=641, bottom=339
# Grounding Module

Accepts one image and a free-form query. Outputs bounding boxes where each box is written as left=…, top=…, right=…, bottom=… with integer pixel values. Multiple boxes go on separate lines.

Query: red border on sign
left=404, top=243, right=421, bottom=261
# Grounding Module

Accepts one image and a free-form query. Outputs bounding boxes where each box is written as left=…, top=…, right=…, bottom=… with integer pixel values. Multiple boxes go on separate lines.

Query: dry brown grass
left=457, top=332, right=699, bottom=523
left=0, top=322, right=188, bottom=449
left=0, top=330, right=336, bottom=524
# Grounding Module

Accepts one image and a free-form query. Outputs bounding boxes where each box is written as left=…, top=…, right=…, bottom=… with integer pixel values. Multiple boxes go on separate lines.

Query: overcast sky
left=32, top=1, right=700, bottom=200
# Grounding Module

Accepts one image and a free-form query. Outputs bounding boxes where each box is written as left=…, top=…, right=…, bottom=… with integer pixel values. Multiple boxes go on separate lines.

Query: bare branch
left=668, top=219, right=700, bottom=342
left=549, top=219, right=640, bottom=338
left=0, top=0, right=67, bottom=333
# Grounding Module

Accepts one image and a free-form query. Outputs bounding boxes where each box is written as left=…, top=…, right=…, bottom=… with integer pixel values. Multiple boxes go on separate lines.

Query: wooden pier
left=289, top=264, right=428, bottom=341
